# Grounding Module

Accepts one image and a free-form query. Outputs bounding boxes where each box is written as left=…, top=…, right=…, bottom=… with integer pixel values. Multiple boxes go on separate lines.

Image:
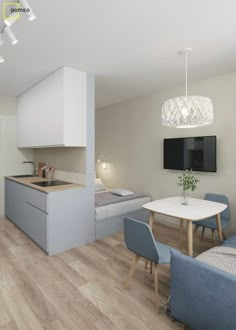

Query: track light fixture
left=20, top=0, right=36, bottom=21
left=4, top=12, right=19, bottom=27
left=0, top=0, right=36, bottom=63
left=0, top=36, right=4, bottom=48
left=4, top=27, right=18, bottom=45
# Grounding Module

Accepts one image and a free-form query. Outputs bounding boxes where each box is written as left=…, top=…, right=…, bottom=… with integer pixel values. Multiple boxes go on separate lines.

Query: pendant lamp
left=161, top=48, right=213, bottom=128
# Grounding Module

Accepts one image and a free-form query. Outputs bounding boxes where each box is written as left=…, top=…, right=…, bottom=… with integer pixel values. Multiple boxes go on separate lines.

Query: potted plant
left=177, top=170, right=200, bottom=205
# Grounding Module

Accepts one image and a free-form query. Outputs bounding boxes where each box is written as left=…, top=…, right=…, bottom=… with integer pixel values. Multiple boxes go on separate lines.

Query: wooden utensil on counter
left=37, top=162, right=46, bottom=177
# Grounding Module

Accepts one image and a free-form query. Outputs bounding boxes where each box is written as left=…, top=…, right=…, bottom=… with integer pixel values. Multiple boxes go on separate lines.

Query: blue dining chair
left=123, top=217, right=172, bottom=314
left=193, top=193, right=230, bottom=243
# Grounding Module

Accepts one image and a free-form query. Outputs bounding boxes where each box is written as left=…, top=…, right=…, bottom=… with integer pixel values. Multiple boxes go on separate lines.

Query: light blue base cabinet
left=5, top=179, right=48, bottom=251
left=5, top=178, right=95, bottom=255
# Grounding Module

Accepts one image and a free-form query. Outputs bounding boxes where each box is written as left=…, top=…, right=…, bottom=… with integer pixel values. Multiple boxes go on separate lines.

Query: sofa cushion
left=222, top=234, right=236, bottom=248
left=196, top=246, right=236, bottom=276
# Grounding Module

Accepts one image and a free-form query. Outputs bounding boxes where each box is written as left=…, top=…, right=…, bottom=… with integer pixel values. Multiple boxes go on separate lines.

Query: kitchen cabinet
left=5, top=178, right=94, bottom=255
left=5, top=178, right=24, bottom=226
left=16, top=66, right=87, bottom=148
left=5, top=178, right=48, bottom=251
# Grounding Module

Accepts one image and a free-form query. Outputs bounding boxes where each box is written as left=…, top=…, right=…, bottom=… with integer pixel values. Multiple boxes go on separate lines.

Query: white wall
left=96, top=71, right=236, bottom=234
left=0, top=97, right=33, bottom=216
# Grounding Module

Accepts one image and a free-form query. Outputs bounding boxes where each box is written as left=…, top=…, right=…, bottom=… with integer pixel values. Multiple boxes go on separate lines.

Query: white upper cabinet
left=17, top=67, right=87, bottom=148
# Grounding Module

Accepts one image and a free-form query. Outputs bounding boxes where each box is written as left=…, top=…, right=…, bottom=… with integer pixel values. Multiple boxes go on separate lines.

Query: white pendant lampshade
left=162, top=96, right=213, bottom=128
left=161, top=49, right=213, bottom=128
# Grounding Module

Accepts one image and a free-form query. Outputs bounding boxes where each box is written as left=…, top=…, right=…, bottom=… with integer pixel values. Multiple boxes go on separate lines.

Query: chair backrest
left=204, top=193, right=230, bottom=223
left=124, top=217, right=159, bottom=263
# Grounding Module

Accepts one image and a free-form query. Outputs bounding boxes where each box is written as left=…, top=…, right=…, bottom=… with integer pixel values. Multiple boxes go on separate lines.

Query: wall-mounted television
left=164, top=136, right=217, bottom=172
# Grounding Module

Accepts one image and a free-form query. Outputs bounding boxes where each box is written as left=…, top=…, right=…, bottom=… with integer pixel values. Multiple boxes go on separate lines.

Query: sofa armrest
left=170, top=249, right=236, bottom=330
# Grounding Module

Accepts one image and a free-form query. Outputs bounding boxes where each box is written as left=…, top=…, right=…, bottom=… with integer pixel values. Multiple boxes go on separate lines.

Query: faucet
left=23, top=161, right=37, bottom=176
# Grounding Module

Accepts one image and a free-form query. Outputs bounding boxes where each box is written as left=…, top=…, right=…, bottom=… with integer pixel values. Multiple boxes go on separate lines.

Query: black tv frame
left=163, top=135, right=217, bottom=173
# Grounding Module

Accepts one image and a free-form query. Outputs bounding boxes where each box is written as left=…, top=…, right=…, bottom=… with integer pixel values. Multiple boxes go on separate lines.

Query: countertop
left=5, top=176, right=85, bottom=193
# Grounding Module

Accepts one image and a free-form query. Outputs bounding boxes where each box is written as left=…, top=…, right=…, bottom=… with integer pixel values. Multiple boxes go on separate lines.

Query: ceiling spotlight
left=0, top=36, right=4, bottom=48
left=4, top=27, right=18, bottom=45
left=0, top=56, right=5, bottom=63
left=28, top=11, right=36, bottom=21
left=4, top=12, right=19, bottom=27
left=20, top=0, right=36, bottom=21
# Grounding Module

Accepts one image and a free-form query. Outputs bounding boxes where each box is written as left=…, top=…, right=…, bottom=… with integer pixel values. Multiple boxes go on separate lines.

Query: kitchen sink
left=32, top=180, right=71, bottom=187
left=13, top=174, right=35, bottom=178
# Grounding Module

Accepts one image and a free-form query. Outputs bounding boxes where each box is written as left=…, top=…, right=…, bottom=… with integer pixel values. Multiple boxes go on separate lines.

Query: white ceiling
left=0, top=0, right=236, bottom=108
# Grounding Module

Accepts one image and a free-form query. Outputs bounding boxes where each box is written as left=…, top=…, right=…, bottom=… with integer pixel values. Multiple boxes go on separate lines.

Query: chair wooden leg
left=222, top=231, right=226, bottom=240
left=145, top=260, right=148, bottom=269
left=154, top=264, right=159, bottom=314
left=193, top=225, right=199, bottom=234
left=123, top=254, right=140, bottom=289
left=211, top=229, right=216, bottom=245
left=179, top=218, right=184, bottom=247
left=201, top=227, right=205, bottom=241
left=150, top=262, right=153, bottom=274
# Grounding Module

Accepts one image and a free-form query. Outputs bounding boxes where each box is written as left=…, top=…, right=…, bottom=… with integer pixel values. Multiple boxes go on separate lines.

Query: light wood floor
left=0, top=217, right=213, bottom=330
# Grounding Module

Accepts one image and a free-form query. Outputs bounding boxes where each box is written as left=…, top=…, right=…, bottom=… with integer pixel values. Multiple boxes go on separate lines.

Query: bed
left=95, top=189, right=151, bottom=239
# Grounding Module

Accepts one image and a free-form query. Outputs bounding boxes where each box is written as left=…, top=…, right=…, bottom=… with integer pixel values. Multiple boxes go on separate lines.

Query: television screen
left=164, top=136, right=217, bottom=172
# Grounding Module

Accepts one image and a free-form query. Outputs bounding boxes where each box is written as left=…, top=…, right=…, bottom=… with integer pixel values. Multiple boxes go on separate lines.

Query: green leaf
left=176, top=170, right=200, bottom=192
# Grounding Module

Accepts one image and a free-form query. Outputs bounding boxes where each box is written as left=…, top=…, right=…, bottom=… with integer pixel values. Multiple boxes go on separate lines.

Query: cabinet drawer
left=23, top=202, right=47, bottom=251
left=24, top=185, right=47, bottom=212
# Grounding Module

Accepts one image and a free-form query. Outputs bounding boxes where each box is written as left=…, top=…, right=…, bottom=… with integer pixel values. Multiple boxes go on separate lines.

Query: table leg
left=149, top=211, right=155, bottom=229
left=216, top=213, right=223, bottom=242
left=187, top=221, right=193, bottom=257
left=145, top=211, right=155, bottom=270
left=179, top=218, right=184, bottom=248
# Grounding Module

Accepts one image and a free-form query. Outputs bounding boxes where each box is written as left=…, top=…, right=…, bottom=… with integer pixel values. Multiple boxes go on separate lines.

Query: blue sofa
left=170, top=235, right=236, bottom=330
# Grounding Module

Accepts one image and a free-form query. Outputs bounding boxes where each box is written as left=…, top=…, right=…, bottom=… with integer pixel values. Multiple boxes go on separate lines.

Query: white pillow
left=110, top=188, right=134, bottom=196
left=95, top=178, right=106, bottom=192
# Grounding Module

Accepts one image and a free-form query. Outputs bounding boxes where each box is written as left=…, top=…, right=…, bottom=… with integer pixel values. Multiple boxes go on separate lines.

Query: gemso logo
left=2, top=2, right=32, bottom=21
left=11, top=7, right=31, bottom=13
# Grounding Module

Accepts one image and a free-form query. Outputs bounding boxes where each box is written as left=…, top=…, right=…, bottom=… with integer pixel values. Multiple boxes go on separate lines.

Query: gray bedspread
left=95, top=191, right=147, bottom=208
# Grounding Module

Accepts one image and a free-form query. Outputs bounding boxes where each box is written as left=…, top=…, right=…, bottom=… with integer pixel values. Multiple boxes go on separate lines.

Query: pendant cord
left=185, top=51, right=188, bottom=99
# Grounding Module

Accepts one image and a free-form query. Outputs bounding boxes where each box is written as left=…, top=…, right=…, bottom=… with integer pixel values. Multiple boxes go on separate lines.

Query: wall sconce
left=97, top=156, right=107, bottom=170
